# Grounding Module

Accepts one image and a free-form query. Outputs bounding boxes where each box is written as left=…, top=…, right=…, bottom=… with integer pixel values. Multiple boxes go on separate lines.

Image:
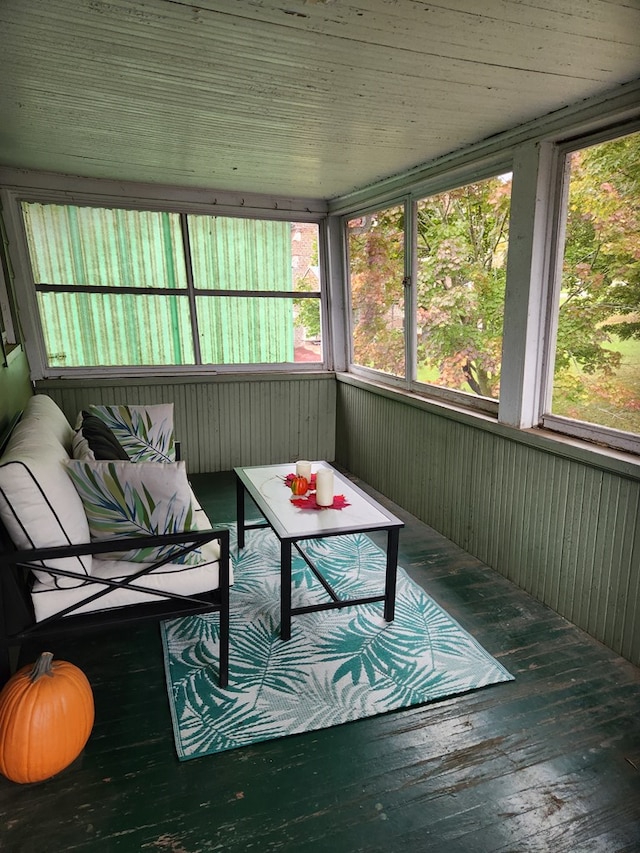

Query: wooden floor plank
left=0, top=470, right=638, bottom=852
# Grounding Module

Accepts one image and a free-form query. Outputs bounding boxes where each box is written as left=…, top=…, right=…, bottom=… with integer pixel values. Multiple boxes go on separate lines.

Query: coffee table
left=235, top=462, right=404, bottom=640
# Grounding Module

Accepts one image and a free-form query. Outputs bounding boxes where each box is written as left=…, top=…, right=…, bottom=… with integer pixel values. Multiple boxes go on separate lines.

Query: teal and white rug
left=161, top=527, right=513, bottom=760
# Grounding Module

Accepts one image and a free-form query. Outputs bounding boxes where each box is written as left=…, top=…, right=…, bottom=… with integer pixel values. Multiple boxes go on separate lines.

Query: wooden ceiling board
left=1, top=0, right=639, bottom=199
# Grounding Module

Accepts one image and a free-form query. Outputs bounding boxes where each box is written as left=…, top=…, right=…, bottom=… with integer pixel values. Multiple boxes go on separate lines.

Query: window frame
left=540, top=122, right=640, bottom=455
left=344, top=196, right=411, bottom=393
left=340, top=121, right=640, bottom=456
left=2, top=189, right=329, bottom=379
left=0, top=204, right=21, bottom=362
left=344, top=163, right=516, bottom=417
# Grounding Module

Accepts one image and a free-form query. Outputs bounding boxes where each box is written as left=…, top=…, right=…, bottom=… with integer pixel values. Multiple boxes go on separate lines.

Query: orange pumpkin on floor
left=0, top=651, right=94, bottom=783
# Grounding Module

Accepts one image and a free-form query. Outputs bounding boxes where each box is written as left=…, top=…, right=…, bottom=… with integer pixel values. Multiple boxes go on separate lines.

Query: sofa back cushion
left=84, top=403, right=176, bottom=463
left=0, top=396, right=92, bottom=587
left=19, top=394, right=76, bottom=453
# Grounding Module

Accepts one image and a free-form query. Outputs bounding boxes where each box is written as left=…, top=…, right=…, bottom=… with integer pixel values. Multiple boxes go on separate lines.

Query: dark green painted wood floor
left=1, top=471, right=639, bottom=852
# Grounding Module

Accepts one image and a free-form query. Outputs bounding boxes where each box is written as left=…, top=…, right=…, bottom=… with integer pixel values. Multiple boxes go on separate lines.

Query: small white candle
left=315, top=468, right=334, bottom=506
left=296, top=460, right=312, bottom=480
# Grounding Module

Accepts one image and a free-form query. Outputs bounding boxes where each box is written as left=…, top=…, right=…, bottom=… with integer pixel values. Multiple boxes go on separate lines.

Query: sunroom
left=0, top=1, right=639, bottom=850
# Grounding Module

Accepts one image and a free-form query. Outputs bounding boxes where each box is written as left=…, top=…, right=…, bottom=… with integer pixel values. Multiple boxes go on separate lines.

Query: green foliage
left=348, top=207, right=406, bottom=376
left=415, top=178, right=511, bottom=397
left=553, top=131, right=640, bottom=421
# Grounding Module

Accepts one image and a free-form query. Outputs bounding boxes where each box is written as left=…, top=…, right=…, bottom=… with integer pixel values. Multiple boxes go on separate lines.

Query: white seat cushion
left=30, top=506, right=228, bottom=622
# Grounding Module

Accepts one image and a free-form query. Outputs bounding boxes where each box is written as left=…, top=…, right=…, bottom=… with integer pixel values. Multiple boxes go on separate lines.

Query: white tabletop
left=236, top=462, right=403, bottom=541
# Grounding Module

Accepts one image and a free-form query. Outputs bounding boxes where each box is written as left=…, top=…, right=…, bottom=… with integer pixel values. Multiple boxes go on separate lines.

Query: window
left=20, top=202, right=323, bottom=372
left=415, top=177, right=511, bottom=399
left=347, top=205, right=406, bottom=378
left=544, top=129, right=640, bottom=444
left=346, top=174, right=512, bottom=407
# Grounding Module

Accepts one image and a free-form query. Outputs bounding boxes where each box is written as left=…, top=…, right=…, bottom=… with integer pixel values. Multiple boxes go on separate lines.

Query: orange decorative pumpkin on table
left=0, top=651, right=94, bottom=783
left=290, top=475, right=309, bottom=496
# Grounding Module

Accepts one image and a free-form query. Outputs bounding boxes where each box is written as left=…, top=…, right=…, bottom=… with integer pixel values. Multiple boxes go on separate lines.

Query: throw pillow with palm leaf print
left=85, top=404, right=176, bottom=463
left=66, top=459, right=202, bottom=565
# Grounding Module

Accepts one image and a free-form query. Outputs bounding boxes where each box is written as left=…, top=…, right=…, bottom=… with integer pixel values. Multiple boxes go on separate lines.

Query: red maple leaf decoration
left=290, top=494, right=350, bottom=510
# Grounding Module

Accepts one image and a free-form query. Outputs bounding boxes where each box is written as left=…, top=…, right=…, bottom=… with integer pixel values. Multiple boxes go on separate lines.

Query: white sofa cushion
left=84, top=403, right=176, bottom=462
left=30, top=506, right=226, bottom=622
left=24, top=394, right=76, bottom=452
left=66, top=459, right=202, bottom=565
left=0, top=396, right=91, bottom=587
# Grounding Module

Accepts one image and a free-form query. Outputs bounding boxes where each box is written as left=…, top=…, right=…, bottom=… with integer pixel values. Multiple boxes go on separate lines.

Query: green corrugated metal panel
left=22, top=204, right=296, bottom=366
left=336, top=380, right=640, bottom=667
left=37, top=292, right=194, bottom=367
left=190, top=216, right=294, bottom=363
left=23, top=203, right=187, bottom=288
left=196, top=296, right=293, bottom=364
left=189, top=216, right=290, bottom=291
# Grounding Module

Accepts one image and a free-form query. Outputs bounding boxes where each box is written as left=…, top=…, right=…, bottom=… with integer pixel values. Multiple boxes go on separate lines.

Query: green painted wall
left=38, top=373, right=337, bottom=473
left=336, top=377, right=640, bottom=668
left=0, top=350, right=32, bottom=438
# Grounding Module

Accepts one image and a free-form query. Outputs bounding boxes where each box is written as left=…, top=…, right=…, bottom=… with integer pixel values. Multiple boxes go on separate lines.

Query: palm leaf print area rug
left=161, top=527, right=513, bottom=760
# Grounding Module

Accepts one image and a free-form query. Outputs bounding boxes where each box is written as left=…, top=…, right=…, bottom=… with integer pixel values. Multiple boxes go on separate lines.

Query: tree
left=348, top=208, right=405, bottom=376
left=549, top=132, right=640, bottom=424
left=415, top=178, right=511, bottom=397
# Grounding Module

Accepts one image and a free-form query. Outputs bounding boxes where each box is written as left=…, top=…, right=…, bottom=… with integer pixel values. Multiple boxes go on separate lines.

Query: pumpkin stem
left=29, top=652, right=55, bottom=683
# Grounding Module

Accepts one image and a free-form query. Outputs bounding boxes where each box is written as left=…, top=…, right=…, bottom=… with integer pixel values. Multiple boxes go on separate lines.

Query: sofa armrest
left=0, top=527, right=231, bottom=688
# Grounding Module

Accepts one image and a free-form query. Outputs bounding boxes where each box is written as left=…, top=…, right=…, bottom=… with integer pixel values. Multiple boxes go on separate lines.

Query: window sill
left=336, top=372, right=640, bottom=482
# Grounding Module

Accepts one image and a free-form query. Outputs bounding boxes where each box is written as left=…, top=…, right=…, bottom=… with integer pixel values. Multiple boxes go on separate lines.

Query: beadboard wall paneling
left=336, top=381, right=640, bottom=667
left=38, top=375, right=336, bottom=474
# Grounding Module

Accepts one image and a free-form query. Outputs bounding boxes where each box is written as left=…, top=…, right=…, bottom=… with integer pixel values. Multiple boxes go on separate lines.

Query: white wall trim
left=0, top=168, right=328, bottom=219
left=499, top=140, right=557, bottom=429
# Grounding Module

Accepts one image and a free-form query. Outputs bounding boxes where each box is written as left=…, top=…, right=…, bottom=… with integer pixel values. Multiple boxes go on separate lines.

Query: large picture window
left=545, top=129, right=640, bottom=441
left=344, top=127, right=639, bottom=455
left=21, top=203, right=322, bottom=371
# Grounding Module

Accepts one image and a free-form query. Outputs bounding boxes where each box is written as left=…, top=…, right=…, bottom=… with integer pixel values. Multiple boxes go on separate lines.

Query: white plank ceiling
left=1, top=0, right=639, bottom=201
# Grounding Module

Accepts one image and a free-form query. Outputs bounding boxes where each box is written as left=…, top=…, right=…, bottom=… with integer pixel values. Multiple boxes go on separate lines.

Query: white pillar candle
left=296, top=460, right=312, bottom=480
left=315, top=468, right=334, bottom=506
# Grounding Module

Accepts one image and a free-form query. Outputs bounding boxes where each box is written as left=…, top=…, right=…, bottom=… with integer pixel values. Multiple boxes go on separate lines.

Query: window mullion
left=404, top=198, right=416, bottom=386
left=498, top=141, right=556, bottom=428
left=180, top=214, right=202, bottom=365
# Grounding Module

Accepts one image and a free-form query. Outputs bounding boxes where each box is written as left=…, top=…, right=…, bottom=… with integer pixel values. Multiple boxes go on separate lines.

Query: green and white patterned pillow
left=65, top=459, right=201, bottom=565
left=85, top=404, right=176, bottom=463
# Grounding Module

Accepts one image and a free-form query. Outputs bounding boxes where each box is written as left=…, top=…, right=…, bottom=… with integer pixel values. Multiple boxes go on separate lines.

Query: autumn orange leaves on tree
left=349, top=210, right=405, bottom=377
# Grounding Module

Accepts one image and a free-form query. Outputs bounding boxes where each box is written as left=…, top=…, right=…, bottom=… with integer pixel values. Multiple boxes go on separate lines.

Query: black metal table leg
left=236, top=474, right=246, bottom=549
left=218, top=533, right=230, bottom=688
left=281, top=540, right=292, bottom=640
left=384, top=527, right=399, bottom=622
